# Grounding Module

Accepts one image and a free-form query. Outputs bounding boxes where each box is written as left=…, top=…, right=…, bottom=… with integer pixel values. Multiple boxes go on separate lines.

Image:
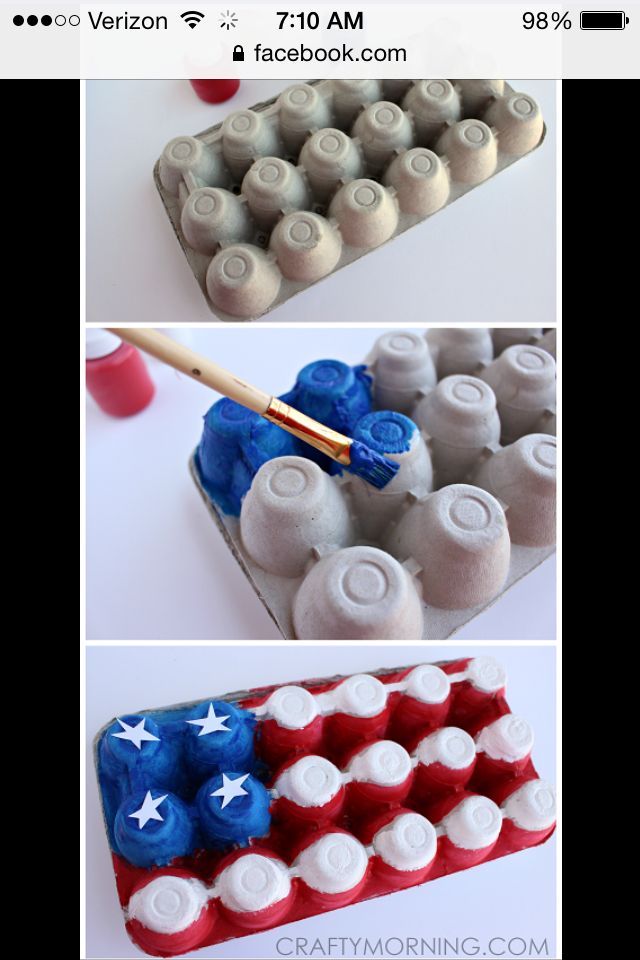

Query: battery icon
left=580, top=11, right=629, bottom=29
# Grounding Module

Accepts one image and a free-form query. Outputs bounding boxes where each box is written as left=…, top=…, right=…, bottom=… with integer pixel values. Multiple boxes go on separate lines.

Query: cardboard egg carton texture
left=95, top=658, right=556, bottom=957
left=190, top=328, right=557, bottom=641
left=154, top=80, right=547, bottom=321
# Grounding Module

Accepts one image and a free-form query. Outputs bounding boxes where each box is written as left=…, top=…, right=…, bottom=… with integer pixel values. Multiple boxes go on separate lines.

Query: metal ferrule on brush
left=263, top=397, right=352, bottom=465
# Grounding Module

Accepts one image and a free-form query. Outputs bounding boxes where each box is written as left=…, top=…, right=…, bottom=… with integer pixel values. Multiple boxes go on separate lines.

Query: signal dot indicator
left=42, top=15, right=52, bottom=26
left=13, top=14, right=24, bottom=24
left=27, top=14, right=38, bottom=25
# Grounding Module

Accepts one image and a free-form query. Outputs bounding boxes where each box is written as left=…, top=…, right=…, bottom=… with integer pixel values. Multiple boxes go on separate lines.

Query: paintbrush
left=108, top=328, right=400, bottom=490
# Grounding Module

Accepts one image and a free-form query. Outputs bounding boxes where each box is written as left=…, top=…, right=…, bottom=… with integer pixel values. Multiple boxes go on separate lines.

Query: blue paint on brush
left=197, top=772, right=272, bottom=848
left=348, top=439, right=400, bottom=489
left=352, top=411, right=417, bottom=455
left=96, top=699, right=264, bottom=865
left=195, top=398, right=296, bottom=515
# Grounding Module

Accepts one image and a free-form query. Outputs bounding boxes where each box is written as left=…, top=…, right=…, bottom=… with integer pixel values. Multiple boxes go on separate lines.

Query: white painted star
left=186, top=703, right=231, bottom=737
left=210, top=773, right=250, bottom=809
left=129, top=791, right=168, bottom=830
left=112, top=718, right=160, bottom=750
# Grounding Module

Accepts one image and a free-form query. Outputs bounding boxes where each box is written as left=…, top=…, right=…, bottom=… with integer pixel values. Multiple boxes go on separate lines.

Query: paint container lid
left=86, top=329, right=122, bottom=360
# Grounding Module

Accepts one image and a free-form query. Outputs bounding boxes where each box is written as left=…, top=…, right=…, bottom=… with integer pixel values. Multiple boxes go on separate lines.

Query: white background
left=86, top=644, right=556, bottom=959
left=86, top=326, right=555, bottom=641
left=86, top=79, right=556, bottom=327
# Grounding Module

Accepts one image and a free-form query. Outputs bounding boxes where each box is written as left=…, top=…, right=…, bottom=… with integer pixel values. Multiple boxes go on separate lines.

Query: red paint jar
left=86, top=330, right=154, bottom=417
left=190, top=80, right=240, bottom=104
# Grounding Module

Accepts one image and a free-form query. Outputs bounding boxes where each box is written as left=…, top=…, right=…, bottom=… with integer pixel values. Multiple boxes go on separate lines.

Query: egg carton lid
left=154, top=80, right=547, bottom=322
left=188, top=453, right=554, bottom=640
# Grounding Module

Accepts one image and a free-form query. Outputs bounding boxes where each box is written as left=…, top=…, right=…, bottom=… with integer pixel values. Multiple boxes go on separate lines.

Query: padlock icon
left=232, top=44, right=244, bottom=62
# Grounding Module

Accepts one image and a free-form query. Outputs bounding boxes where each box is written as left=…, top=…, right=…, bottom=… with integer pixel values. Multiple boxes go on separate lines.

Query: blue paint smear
left=352, top=410, right=417, bottom=455
left=195, top=361, right=375, bottom=513
left=96, top=700, right=271, bottom=867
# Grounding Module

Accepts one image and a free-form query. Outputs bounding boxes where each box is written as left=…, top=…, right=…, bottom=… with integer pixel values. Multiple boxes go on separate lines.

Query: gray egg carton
left=189, top=329, right=556, bottom=640
left=154, top=80, right=547, bottom=321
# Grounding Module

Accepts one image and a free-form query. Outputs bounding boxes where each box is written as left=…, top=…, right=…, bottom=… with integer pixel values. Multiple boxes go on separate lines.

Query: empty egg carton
left=155, top=80, right=546, bottom=320
left=190, top=328, right=557, bottom=639
left=95, top=658, right=556, bottom=957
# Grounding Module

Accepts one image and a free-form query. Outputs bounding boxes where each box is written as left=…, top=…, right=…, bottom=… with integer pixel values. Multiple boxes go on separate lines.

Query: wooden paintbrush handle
left=108, top=328, right=272, bottom=415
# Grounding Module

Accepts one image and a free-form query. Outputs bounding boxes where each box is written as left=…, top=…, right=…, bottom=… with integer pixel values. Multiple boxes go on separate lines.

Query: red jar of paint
left=190, top=80, right=240, bottom=104
left=86, top=330, right=155, bottom=417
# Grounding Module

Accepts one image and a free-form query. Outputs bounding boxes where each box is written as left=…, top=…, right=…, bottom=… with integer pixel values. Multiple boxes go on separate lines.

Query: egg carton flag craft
left=95, top=657, right=556, bottom=956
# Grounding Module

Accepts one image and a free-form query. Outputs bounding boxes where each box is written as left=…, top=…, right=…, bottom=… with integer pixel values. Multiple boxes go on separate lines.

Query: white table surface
left=85, top=80, right=556, bottom=326
left=86, top=326, right=555, bottom=641
left=85, top=644, right=557, bottom=959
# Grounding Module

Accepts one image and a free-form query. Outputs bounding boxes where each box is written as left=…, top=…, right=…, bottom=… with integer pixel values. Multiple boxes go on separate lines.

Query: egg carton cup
left=95, top=658, right=555, bottom=957
left=154, top=80, right=547, bottom=321
left=190, top=457, right=552, bottom=640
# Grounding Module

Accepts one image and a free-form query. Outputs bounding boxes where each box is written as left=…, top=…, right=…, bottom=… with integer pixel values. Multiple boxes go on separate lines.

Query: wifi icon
left=181, top=10, right=205, bottom=29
